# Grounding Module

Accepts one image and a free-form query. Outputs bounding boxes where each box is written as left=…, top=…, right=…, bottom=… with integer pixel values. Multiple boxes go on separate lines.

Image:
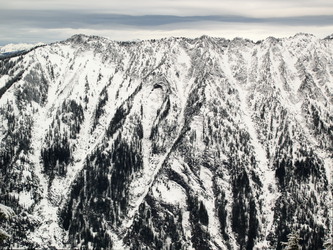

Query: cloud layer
left=1, top=0, right=333, bottom=45
left=3, top=0, right=333, bottom=17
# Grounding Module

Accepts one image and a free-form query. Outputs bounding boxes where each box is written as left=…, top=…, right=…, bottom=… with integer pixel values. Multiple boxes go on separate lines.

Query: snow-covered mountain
left=0, top=33, right=332, bottom=249
left=0, top=42, right=44, bottom=54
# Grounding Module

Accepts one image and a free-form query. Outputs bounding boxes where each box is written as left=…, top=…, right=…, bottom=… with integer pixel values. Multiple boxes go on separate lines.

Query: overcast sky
left=1, top=0, right=333, bottom=45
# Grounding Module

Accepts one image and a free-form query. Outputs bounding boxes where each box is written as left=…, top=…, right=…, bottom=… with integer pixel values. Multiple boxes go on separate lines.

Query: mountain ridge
left=0, top=33, right=332, bottom=249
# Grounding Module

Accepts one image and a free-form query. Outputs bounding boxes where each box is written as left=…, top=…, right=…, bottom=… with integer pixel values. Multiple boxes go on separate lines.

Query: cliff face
left=0, top=34, right=332, bottom=249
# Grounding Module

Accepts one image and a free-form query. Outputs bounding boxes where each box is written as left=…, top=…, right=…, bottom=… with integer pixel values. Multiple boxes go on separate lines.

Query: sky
left=0, top=0, right=333, bottom=45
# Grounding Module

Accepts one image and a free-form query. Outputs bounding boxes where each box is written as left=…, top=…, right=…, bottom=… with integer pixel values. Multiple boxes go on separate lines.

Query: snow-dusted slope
left=0, top=43, right=44, bottom=54
left=0, top=33, right=332, bottom=249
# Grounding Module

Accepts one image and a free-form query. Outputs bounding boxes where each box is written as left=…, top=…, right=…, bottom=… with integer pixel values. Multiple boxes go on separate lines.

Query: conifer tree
left=282, top=231, right=301, bottom=250
left=323, top=237, right=333, bottom=250
left=0, top=204, right=14, bottom=242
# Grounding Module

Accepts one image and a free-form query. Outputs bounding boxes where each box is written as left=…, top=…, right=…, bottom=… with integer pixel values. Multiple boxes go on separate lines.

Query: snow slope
left=0, top=43, right=44, bottom=54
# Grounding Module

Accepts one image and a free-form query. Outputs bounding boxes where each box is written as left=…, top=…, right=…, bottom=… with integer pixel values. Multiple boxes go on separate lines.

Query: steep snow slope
left=0, top=34, right=332, bottom=249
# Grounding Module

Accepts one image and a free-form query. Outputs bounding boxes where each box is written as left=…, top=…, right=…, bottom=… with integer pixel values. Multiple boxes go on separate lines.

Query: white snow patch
left=18, top=191, right=34, bottom=208
left=152, top=179, right=187, bottom=205
left=0, top=75, right=10, bottom=89
left=142, top=85, right=164, bottom=138
left=27, top=199, right=65, bottom=248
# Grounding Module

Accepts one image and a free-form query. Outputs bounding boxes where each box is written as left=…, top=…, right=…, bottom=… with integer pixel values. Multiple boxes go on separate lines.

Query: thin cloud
left=2, top=0, right=333, bottom=17
left=1, top=10, right=332, bottom=29
left=1, top=0, right=333, bottom=45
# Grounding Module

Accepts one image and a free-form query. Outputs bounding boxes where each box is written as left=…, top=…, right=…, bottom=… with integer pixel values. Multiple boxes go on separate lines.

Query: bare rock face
left=0, top=33, right=332, bottom=249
